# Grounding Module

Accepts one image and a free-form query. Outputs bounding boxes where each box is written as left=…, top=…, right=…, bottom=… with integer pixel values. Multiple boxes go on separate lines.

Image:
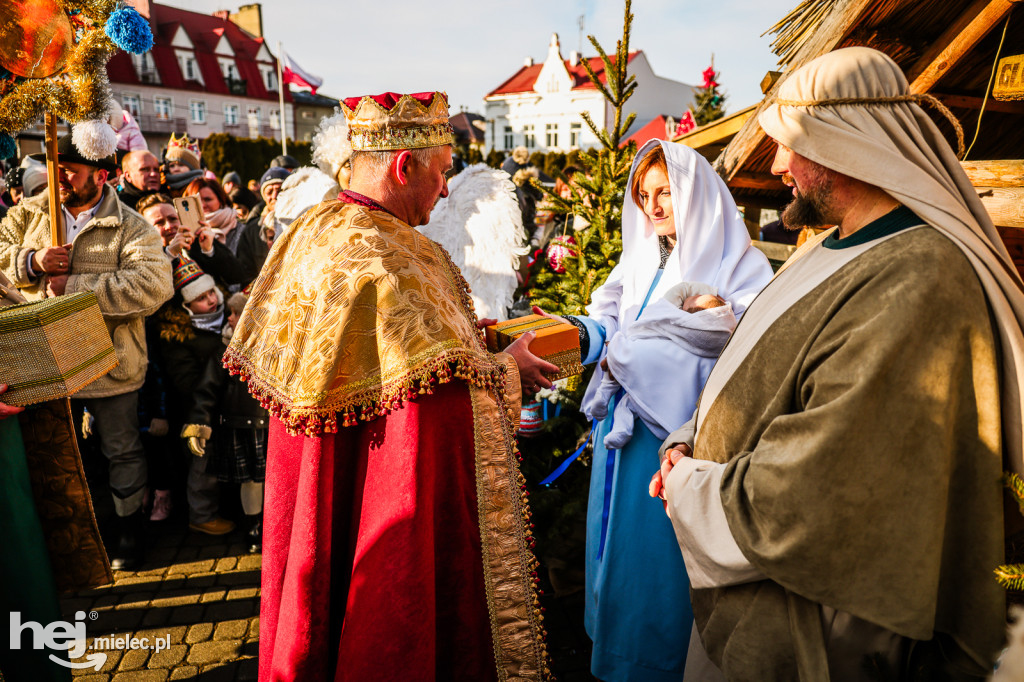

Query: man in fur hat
left=0, top=134, right=173, bottom=571
left=226, top=91, right=554, bottom=681
left=651, top=47, right=1024, bottom=680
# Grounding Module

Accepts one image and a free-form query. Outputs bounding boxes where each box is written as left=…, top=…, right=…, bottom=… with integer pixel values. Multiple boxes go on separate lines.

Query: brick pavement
left=61, top=527, right=260, bottom=681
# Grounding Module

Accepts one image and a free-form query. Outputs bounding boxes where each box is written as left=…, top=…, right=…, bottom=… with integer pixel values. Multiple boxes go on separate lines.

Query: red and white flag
left=280, top=51, right=322, bottom=95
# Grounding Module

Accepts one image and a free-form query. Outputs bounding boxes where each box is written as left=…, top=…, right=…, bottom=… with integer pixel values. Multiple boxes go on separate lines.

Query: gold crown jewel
left=341, top=91, right=455, bottom=152
left=168, top=132, right=200, bottom=155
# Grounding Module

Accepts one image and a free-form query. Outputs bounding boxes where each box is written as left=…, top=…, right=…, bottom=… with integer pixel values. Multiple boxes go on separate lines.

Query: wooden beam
left=977, top=187, right=1024, bottom=228
left=752, top=240, right=798, bottom=263
left=729, top=172, right=788, bottom=191
left=907, top=0, right=1020, bottom=94
left=962, top=159, right=1024, bottom=187
left=760, top=71, right=782, bottom=95
left=715, top=0, right=878, bottom=182
left=933, top=92, right=1024, bottom=114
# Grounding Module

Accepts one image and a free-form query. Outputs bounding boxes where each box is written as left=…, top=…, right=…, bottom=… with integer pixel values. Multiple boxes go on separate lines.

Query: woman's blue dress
left=581, top=271, right=693, bottom=681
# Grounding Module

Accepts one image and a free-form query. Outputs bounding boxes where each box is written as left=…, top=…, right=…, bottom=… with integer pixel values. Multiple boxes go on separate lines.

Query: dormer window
left=184, top=57, right=199, bottom=81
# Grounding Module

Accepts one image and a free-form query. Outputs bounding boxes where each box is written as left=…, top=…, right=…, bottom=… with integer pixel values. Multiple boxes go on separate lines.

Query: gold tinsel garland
left=0, top=0, right=119, bottom=135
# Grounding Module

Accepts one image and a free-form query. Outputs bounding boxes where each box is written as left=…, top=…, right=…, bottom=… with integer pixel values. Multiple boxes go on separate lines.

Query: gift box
left=485, top=314, right=584, bottom=381
left=0, top=292, right=117, bottom=406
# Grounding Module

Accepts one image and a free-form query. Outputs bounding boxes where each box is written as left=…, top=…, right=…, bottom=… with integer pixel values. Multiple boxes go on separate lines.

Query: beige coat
left=0, top=187, right=172, bottom=397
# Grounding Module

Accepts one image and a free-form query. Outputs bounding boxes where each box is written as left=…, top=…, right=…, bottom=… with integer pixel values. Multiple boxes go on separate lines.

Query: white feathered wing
left=420, top=164, right=528, bottom=320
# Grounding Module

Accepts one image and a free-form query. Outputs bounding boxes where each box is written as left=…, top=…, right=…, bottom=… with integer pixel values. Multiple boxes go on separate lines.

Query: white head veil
left=759, top=46, right=1024, bottom=473
left=582, top=140, right=773, bottom=441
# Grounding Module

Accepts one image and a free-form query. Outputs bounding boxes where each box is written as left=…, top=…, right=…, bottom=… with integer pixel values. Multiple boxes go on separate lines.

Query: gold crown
left=340, top=92, right=454, bottom=152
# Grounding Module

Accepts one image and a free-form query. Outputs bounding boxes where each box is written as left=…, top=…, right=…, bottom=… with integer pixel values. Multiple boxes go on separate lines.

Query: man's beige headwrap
left=760, top=46, right=1024, bottom=474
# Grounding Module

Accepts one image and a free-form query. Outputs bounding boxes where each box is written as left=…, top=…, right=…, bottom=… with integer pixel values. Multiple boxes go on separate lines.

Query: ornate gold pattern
left=224, top=201, right=505, bottom=436
left=349, top=121, right=455, bottom=151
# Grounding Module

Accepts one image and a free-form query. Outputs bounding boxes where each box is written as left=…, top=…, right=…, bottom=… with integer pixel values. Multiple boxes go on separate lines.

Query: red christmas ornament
left=701, top=66, right=718, bottom=90
left=547, top=235, right=578, bottom=274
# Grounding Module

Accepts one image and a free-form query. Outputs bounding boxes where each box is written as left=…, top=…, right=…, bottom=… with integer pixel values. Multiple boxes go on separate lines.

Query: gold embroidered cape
left=225, top=201, right=507, bottom=436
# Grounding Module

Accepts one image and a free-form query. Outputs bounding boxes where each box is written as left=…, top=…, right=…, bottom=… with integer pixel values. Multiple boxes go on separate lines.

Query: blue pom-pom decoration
left=105, top=7, right=154, bottom=54
left=0, top=134, right=16, bottom=160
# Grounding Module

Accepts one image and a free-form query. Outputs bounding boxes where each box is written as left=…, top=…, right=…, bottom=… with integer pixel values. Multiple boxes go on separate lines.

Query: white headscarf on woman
left=582, top=139, right=772, bottom=445
left=759, top=46, right=1024, bottom=473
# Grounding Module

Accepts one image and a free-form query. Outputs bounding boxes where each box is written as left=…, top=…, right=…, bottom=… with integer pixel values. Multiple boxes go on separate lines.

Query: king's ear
left=392, top=149, right=412, bottom=185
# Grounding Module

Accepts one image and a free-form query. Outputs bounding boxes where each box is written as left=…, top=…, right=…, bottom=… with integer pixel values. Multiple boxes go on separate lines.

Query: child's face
left=227, top=309, right=240, bottom=329
left=187, top=288, right=219, bottom=314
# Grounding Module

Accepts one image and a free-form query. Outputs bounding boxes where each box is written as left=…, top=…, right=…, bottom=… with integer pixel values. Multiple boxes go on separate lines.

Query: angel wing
left=274, top=167, right=340, bottom=230
left=420, top=164, right=528, bottom=320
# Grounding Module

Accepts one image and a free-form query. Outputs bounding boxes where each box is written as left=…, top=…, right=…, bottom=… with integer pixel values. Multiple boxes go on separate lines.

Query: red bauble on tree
left=546, top=235, right=578, bottom=274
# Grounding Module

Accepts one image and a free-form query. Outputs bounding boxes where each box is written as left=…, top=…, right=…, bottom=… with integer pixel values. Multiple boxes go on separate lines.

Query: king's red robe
left=225, top=199, right=549, bottom=681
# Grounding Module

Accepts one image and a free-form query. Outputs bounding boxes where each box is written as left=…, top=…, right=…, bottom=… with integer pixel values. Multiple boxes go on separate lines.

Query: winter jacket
left=0, top=187, right=173, bottom=398
left=188, top=347, right=268, bottom=429
left=156, top=303, right=225, bottom=424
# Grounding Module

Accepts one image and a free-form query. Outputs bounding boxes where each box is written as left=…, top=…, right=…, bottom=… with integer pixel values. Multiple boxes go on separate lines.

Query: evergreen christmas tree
left=512, top=0, right=638, bottom=602
left=690, top=59, right=727, bottom=126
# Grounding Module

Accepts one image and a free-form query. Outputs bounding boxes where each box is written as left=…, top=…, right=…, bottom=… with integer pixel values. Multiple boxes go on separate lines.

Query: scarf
left=206, top=206, right=239, bottom=243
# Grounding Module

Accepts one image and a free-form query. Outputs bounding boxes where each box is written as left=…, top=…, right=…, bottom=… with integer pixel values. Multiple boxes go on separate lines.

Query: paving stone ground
left=61, top=525, right=260, bottom=681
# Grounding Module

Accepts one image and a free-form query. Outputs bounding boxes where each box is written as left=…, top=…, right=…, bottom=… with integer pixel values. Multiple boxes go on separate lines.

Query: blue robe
left=580, top=270, right=693, bottom=681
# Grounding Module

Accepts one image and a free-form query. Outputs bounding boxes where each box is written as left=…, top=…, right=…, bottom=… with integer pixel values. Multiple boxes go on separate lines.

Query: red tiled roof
left=621, top=115, right=670, bottom=148
left=106, top=2, right=288, bottom=102
left=486, top=51, right=641, bottom=98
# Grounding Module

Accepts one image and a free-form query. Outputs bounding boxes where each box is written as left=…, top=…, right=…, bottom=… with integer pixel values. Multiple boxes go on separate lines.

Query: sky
left=163, top=0, right=797, bottom=121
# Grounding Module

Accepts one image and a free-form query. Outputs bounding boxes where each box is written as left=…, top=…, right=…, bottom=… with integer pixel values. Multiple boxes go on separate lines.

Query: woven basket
left=0, top=292, right=117, bottom=406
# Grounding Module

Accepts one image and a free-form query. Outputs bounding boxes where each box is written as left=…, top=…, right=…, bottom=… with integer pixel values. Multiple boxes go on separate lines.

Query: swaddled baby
left=587, top=282, right=737, bottom=449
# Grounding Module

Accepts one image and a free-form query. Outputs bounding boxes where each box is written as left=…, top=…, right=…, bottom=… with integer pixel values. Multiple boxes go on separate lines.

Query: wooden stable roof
left=717, top=0, right=1024, bottom=225
left=672, top=105, right=757, bottom=162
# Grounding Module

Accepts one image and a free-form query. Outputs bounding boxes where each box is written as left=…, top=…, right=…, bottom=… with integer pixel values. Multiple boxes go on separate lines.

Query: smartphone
left=173, top=195, right=204, bottom=234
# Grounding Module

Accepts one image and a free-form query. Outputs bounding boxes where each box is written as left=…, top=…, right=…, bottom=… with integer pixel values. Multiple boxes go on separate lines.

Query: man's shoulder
left=865, top=224, right=976, bottom=280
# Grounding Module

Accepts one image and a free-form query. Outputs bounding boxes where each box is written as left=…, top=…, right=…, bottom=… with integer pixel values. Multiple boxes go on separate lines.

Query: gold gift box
left=0, top=292, right=117, bottom=406
left=485, top=314, right=584, bottom=381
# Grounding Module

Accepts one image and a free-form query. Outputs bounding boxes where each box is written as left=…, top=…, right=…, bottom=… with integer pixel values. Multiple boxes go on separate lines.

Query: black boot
left=109, top=510, right=145, bottom=571
left=246, top=513, right=262, bottom=554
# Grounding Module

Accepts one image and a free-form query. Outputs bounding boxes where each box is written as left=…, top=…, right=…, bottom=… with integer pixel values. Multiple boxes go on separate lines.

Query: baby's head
left=173, top=259, right=221, bottom=316
left=682, top=293, right=726, bottom=314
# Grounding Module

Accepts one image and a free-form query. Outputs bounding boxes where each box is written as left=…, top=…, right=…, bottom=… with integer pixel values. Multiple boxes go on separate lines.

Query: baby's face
left=682, top=294, right=726, bottom=314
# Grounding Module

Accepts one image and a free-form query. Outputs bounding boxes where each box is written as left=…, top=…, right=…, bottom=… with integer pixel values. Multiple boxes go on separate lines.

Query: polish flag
left=280, top=51, right=322, bottom=95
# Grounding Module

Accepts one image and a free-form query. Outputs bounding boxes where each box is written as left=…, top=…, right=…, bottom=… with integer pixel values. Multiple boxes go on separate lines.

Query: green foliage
left=528, top=151, right=546, bottom=169
left=543, top=151, right=567, bottom=178
left=516, top=1, right=638, bottom=572
left=527, top=0, right=637, bottom=316
left=465, top=146, right=484, bottom=165
left=485, top=148, right=506, bottom=169
left=996, top=564, right=1024, bottom=592
left=199, top=133, right=311, bottom=183
left=691, top=66, right=727, bottom=127
left=1005, top=472, right=1024, bottom=515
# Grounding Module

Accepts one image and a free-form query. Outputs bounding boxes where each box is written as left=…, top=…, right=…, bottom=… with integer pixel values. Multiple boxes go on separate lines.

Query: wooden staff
left=44, top=111, right=63, bottom=246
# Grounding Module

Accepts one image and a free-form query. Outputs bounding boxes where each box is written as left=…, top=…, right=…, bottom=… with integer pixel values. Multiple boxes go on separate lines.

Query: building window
left=133, top=52, right=159, bottom=84
left=570, top=122, right=581, bottom=147
left=262, top=68, right=277, bottom=92
left=503, top=126, right=514, bottom=149
left=154, top=97, right=172, bottom=120
left=222, top=62, right=238, bottom=81
left=190, top=100, right=206, bottom=124
left=301, top=110, right=314, bottom=119
left=224, top=104, right=240, bottom=126
left=122, top=94, right=141, bottom=117
left=523, top=124, right=535, bottom=149
left=183, top=56, right=200, bottom=82
left=269, top=109, right=280, bottom=130
left=545, top=123, right=558, bottom=148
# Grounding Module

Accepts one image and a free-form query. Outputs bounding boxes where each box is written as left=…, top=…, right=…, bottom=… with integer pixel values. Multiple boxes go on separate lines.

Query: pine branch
left=996, top=564, right=1024, bottom=591
left=1005, top=472, right=1024, bottom=515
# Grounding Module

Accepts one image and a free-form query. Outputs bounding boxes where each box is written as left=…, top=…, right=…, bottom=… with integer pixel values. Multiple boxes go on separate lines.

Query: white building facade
left=483, top=34, right=696, bottom=153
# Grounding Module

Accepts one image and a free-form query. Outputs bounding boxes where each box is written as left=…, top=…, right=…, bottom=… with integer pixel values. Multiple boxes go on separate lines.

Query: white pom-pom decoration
left=311, top=109, right=352, bottom=180
left=72, top=119, right=119, bottom=160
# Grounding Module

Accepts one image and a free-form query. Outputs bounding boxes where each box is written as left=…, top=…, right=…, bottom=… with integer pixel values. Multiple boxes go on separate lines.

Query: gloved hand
left=148, top=417, right=169, bottom=438
left=181, top=424, right=212, bottom=457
